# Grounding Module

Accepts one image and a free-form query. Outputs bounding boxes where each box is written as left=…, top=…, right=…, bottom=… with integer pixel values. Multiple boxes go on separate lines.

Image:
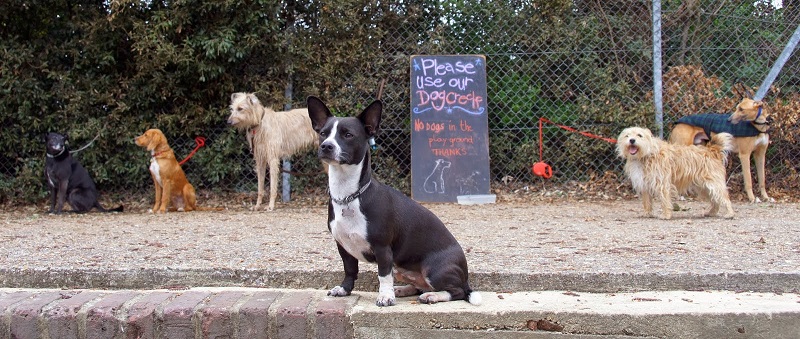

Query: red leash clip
left=179, top=136, right=207, bottom=166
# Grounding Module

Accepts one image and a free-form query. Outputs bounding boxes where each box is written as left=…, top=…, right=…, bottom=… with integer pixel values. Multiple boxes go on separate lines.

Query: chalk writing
left=412, top=56, right=486, bottom=115
left=410, top=55, right=491, bottom=202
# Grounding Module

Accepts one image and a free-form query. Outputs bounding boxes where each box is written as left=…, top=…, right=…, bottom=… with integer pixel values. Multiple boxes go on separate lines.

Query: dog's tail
left=707, top=132, right=735, bottom=165
left=464, top=289, right=483, bottom=306
left=97, top=204, right=124, bottom=213
left=195, top=206, right=225, bottom=211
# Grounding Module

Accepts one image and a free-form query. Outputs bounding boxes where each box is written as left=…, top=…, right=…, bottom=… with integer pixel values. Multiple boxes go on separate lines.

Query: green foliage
left=0, top=0, right=795, bottom=203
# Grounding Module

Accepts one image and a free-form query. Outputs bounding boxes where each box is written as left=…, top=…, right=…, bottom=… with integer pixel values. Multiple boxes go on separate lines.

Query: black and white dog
left=307, top=96, right=481, bottom=307
left=45, top=132, right=123, bottom=214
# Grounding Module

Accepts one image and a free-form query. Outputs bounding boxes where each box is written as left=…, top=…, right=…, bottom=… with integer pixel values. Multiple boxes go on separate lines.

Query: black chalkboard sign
left=410, top=55, right=491, bottom=202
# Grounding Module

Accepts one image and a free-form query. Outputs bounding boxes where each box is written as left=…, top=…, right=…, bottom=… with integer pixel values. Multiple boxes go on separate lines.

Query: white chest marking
left=328, top=157, right=372, bottom=262
left=624, top=161, right=646, bottom=192
left=150, top=158, right=162, bottom=186
left=330, top=199, right=372, bottom=262
left=755, top=134, right=769, bottom=147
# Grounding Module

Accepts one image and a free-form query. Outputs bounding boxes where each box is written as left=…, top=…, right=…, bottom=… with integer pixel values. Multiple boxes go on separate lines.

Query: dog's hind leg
left=183, top=184, right=197, bottom=212
left=393, top=285, right=420, bottom=297
left=67, top=189, right=95, bottom=213
left=713, top=187, right=735, bottom=219
left=267, top=157, right=280, bottom=211
left=705, top=198, right=720, bottom=217
left=419, top=264, right=467, bottom=304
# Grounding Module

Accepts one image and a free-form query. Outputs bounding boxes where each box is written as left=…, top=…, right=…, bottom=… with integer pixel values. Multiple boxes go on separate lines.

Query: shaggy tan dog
left=617, top=127, right=735, bottom=219
left=227, top=93, right=319, bottom=211
left=670, top=98, right=773, bottom=203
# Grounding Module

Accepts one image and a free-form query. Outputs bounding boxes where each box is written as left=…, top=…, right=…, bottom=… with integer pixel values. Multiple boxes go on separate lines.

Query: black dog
left=44, top=132, right=123, bottom=214
left=307, top=96, right=481, bottom=307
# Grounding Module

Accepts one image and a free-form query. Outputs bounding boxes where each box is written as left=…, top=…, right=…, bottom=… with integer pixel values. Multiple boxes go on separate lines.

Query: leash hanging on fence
left=69, top=132, right=103, bottom=154
left=178, top=136, right=206, bottom=165
left=70, top=121, right=111, bottom=154
left=534, top=117, right=617, bottom=179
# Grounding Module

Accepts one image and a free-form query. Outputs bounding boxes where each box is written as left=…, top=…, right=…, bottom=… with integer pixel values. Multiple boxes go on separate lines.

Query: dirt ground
left=3, top=190, right=799, bottom=278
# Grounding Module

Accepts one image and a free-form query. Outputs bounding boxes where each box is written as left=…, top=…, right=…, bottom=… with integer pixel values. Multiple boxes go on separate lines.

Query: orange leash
left=179, top=136, right=206, bottom=166
left=534, top=118, right=617, bottom=179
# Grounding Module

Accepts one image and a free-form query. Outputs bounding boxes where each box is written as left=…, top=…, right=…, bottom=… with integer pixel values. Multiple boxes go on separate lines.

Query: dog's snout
left=320, top=141, right=335, bottom=152
left=629, top=138, right=636, bottom=144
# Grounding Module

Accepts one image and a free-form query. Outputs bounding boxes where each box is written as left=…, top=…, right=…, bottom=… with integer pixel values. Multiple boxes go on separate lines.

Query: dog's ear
left=231, top=92, right=245, bottom=103
left=247, top=93, right=260, bottom=106
left=307, top=96, right=333, bottom=132
left=729, top=98, right=761, bottom=124
left=146, top=130, right=159, bottom=151
left=358, top=100, right=383, bottom=137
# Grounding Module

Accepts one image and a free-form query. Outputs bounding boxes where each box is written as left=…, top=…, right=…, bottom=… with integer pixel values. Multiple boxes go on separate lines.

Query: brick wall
left=0, top=288, right=354, bottom=339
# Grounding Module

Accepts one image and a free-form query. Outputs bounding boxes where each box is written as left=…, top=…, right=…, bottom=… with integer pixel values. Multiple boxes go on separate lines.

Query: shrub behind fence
left=1, top=0, right=799, bottom=204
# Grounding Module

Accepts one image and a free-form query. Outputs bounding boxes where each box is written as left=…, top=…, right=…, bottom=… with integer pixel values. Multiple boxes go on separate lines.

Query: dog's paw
left=328, top=286, right=350, bottom=297
left=418, top=291, right=452, bottom=304
left=756, top=196, right=775, bottom=203
left=376, top=291, right=396, bottom=307
left=394, top=285, right=420, bottom=297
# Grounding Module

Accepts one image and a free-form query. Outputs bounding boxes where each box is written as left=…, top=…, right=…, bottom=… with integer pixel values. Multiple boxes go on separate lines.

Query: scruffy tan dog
left=227, top=93, right=319, bottom=211
left=670, top=98, right=773, bottom=203
left=617, top=127, right=735, bottom=219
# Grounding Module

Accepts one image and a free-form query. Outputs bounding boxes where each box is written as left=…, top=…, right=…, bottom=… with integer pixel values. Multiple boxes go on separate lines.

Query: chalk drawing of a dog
left=423, top=159, right=451, bottom=194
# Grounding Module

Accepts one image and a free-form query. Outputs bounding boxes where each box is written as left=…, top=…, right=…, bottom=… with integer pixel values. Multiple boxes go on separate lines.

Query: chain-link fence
left=3, top=0, right=800, bottom=204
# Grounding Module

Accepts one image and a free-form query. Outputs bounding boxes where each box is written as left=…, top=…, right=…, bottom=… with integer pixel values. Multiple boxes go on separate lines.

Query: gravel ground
left=3, top=198, right=798, bottom=278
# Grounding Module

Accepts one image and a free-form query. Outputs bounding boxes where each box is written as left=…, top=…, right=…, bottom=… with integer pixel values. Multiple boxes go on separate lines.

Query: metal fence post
left=282, top=78, right=293, bottom=203
left=652, top=0, right=664, bottom=138
left=754, top=23, right=800, bottom=101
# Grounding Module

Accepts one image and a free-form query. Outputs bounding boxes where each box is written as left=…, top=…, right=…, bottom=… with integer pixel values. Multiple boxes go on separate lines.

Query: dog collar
left=46, top=148, right=66, bottom=158
left=331, top=180, right=372, bottom=206
left=152, top=150, right=166, bottom=157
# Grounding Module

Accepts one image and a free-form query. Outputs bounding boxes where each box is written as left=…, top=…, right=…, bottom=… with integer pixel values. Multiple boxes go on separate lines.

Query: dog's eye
left=319, top=131, right=328, bottom=137
left=344, top=132, right=354, bottom=139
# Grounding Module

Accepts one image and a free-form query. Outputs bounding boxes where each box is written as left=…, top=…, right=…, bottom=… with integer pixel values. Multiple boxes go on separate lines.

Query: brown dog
left=135, top=129, right=197, bottom=213
left=669, top=98, right=773, bottom=203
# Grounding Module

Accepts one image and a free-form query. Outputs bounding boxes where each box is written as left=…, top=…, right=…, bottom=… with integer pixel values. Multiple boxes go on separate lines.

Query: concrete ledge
left=0, top=288, right=798, bottom=338
left=2, top=268, right=799, bottom=294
